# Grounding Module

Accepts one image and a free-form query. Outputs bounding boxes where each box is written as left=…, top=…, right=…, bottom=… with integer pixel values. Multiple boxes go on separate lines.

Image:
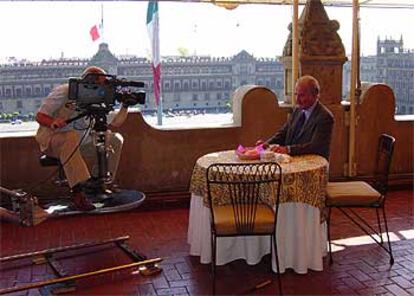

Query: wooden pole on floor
left=0, top=235, right=130, bottom=262
left=0, top=257, right=162, bottom=295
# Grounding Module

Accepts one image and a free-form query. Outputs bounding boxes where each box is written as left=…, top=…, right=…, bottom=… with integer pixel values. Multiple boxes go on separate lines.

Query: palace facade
left=1, top=37, right=413, bottom=116
left=0, top=43, right=285, bottom=115
left=343, top=37, right=414, bottom=115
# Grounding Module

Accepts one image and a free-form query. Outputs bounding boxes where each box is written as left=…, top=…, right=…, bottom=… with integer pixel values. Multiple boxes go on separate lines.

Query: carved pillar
left=282, top=0, right=347, bottom=105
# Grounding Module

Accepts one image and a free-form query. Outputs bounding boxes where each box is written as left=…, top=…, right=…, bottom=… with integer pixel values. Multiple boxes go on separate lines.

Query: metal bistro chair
left=326, top=134, right=396, bottom=264
left=206, top=162, right=283, bottom=295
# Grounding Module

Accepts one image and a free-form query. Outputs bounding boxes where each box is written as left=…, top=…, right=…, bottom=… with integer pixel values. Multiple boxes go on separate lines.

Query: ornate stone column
left=282, top=0, right=347, bottom=105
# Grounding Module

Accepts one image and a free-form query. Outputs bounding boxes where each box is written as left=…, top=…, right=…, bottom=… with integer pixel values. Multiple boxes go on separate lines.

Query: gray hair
left=297, top=75, right=320, bottom=95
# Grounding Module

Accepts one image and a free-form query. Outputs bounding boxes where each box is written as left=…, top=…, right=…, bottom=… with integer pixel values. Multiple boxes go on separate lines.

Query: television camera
left=68, top=73, right=146, bottom=112
left=67, top=73, right=146, bottom=185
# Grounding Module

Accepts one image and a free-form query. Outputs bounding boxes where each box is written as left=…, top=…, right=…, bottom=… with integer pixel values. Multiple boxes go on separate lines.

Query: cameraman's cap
left=81, top=66, right=106, bottom=78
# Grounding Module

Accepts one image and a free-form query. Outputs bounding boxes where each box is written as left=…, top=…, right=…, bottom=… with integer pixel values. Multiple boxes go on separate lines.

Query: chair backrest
left=206, top=162, right=282, bottom=234
left=373, top=134, right=395, bottom=195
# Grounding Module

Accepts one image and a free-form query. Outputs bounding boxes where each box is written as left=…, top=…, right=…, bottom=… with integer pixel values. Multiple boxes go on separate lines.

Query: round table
left=187, top=150, right=329, bottom=274
left=190, top=150, right=328, bottom=210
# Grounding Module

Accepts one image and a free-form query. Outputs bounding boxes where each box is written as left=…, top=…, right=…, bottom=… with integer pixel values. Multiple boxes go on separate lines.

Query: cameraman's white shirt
left=36, top=84, right=124, bottom=151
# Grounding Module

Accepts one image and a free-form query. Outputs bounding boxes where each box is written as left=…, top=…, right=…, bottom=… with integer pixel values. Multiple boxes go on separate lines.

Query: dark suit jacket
left=267, top=101, right=334, bottom=160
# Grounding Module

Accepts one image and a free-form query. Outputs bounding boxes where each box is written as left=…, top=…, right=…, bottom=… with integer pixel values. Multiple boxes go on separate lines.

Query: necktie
left=290, top=111, right=306, bottom=145
left=294, top=111, right=306, bottom=135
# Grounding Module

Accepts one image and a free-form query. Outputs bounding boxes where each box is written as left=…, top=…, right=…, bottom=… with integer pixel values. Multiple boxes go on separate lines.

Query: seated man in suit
left=258, top=75, right=334, bottom=160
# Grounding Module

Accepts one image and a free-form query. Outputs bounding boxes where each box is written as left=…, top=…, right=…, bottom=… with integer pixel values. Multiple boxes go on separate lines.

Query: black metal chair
left=39, top=154, right=67, bottom=186
left=206, top=162, right=283, bottom=294
left=326, top=133, right=396, bottom=264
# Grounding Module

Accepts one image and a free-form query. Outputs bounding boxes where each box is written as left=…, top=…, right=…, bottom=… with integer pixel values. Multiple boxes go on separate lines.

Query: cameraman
left=35, top=66, right=130, bottom=211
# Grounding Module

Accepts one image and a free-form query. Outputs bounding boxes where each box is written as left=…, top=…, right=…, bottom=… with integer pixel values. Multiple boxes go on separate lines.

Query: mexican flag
left=90, top=24, right=100, bottom=42
left=147, top=0, right=161, bottom=106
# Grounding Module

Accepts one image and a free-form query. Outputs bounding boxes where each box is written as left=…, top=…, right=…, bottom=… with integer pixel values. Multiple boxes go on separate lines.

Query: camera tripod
left=38, top=106, right=146, bottom=216
left=70, top=105, right=113, bottom=187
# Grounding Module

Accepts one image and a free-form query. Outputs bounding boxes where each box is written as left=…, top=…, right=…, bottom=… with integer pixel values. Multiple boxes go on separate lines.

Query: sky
left=0, top=1, right=413, bottom=63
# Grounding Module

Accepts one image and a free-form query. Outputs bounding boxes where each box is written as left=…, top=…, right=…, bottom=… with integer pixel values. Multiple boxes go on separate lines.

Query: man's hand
left=109, top=106, right=128, bottom=128
left=270, top=145, right=289, bottom=154
left=122, top=97, right=138, bottom=108
left=36, top=112, right=66, bottom=130
left=50, top=118, right=67, bottom=130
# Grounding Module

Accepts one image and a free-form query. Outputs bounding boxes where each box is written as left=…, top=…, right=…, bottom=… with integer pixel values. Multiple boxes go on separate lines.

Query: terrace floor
left=0, top=189, right=413, bottom=295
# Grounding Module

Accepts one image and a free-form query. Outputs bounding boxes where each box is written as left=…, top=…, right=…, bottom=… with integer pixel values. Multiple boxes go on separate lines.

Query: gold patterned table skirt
left=190, top=150, right=328, bottom=210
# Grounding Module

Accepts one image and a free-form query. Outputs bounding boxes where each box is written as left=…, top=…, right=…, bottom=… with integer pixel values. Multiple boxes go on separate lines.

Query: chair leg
left=273, top=234, right=282, bottom=295
left=381, top=207, right=394, bottom=265
left=269, top=235, right=273, bottom=273
left=327, top=207, right=333, bottom=265
left=212, top=234, right=217, bottom=295
left=340, top=207, right=394, bottom=264
left=376, top=208, right=384, bottom=244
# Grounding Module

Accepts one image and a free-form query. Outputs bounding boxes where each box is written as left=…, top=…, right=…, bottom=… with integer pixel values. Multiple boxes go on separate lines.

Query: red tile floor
left=0, top=189, right=413, bottom=295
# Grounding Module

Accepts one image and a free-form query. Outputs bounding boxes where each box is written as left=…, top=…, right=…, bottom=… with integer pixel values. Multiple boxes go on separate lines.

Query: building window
left=16, top=101, right=23, bottom=109
left=204, top=93, right=210, bottom=101
left=192, top=94, right=198, bottom=101
left=15, top=88, right=22, bottom=97
left=192, top=80, right=199, bottom=89
left=163, top=81, right=170, bottom=90
left=216, top=93, right=222, bottom=100
left=26, top=88, right=32, bottom=96
left=216, top=80, right=222, bottom=89
left=277, top=80, right=282, bottom=88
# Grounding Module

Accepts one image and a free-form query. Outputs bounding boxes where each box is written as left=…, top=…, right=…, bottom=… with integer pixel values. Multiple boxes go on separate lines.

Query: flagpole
left=157, top=95, right=163, bottom=125
left=100, top=4, right=104, bottom=42
left=147, top=0, right=162, bottom=125
left=154, top=0, right=162, bottom=126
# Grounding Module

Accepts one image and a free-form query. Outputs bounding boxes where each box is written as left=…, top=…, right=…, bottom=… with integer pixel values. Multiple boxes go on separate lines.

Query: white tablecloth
left=187, top=193, right=327, bottom=274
